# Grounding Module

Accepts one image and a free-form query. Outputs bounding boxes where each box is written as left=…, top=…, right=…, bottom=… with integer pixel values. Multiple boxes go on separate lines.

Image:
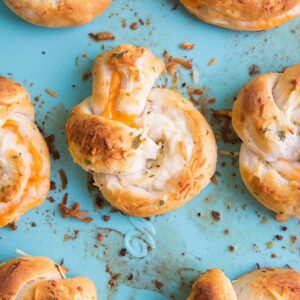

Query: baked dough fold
left=187, top=268, right=300, bottom=300
left=5, top=0, right=112, bottom=27
left=180, top=0, right=300, bottom=31
left=0, top=77, right=50, bottom=227
left=0, top=256, right=97, bottom=299
left=232, top=63, right=300, bottom=221
left=66, top=44, right=217, bottom=217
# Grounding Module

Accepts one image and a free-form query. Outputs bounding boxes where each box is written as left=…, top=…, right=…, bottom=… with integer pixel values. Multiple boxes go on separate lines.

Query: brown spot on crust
left=241, top=79, right=266, bottom=114
left=70, top=118, right=111, bottom=155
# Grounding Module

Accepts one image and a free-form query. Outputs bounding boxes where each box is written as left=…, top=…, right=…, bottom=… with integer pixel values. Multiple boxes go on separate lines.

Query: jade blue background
left=0, top=1, right=300, bottom=299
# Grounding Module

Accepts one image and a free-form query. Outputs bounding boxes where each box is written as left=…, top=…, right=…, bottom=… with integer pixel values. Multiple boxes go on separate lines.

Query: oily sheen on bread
left=4, top=0, right=112, bottom=27
left=179, top=0, right=300, bottom=31
left=0, top=77, right=50, bottom=227
left=0, top=256, right=97, bottom=299
left=187, top=268, right=300, bottom=300
left=232, top=63, right=300, bottom=221
left=66, top=44, right=217, bottom=217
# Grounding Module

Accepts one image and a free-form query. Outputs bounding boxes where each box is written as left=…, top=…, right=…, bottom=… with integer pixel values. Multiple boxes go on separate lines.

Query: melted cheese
left=3, top=120, right=43, bottom=178
left=102, top=71, right=137, bottom=127
left=181, top=0, right=201, bottom=8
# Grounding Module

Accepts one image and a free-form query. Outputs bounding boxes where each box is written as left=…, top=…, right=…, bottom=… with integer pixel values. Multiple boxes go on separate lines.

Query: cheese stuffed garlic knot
left=187, top=268, right=300, bottom=300
left=232, top=63, right=300, bottom=221
left=66, top=44, right=217, bottom=217
left=180, top=0, right=300, bottom=31
left=0, top=77, right=50, bottom=227
left=0, top=256, right=97, bottom=299
left=5, top=0, right=112, bottom=27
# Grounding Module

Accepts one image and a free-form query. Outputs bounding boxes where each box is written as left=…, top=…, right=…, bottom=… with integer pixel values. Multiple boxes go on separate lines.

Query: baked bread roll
left=179, top=0, right=300, bottom=31
left=232, top=63, right=300, bottom=221
left=4, top=0, right=112, bottom=27
left=188, top=268, right=300, bottom=299
left=187, top=269, right=237, bottom=300
left=66, top=44, right=217, bottom=217
left=0, top=256, right=97, bottom=299
left=0, top=77, right=50, bottom=227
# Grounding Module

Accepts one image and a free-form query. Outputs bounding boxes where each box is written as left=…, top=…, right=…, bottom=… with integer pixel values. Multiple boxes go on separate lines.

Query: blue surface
left=0, top=1, right=300, bottom=299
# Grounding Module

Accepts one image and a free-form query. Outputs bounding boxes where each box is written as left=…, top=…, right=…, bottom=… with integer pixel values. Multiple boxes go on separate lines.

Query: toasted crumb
left=7, top=222, right=17, bottom=230
left=130, top=22, right=139, bottom=30
left=228, top=245, right=236, bottom=252
left=220, top=150, right=239, bottom=157
left=121, top=19, right=127, bottom=27
left=211, top=173, right=218, bottom=185
left=211, top=210, right=221, bottom=221
left=167, top=63, right=179, bottom=76
left=48, top=196, right=55, bottom=203
left=208, top=57, right=217, bottom=66
left=290, top=235, right=297, bottom=244
left=275, top=234, right=283, bottom=241
left=82, top=70, right=92, bottom=81
left=60, top=194, right=93, bottom=223
left=213, top=110, right=232, bottom=118
left=89, top=32, right=115, bottom=41
left=171, top=57, right=192, bottom=69
left=180, top=42, right=195, bottom=50
left=97, top=234, right=104, bottom=241
left=45, top=88, right=58, bottom=97
left=189, top=87, right=203, bottom=95
left=119, top=248, right=127, bottom=256
left=58, top=169, right=68, bottom=190
left=248, top=64, right=261, bottom=76
left=153, top=280, right=164, bottom=290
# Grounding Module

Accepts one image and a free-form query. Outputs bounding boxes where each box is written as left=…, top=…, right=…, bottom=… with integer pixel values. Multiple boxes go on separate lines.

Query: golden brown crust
left=180, top=0, right=300, bottom=31
left=95, top=88, right=217, bottom=217
left=188, top=268, right=300, bottom=300
left=66, top=45, right=217, bottom=217
left=5, top=0, right=112, bottom=27
left=0, top=256, right=97, bottom=299
left=66, top=107, right=137, bottom=175
left=0, top=77, right=50, bottom=227
left=21, top=277, right=97, bottom=299
left=233, top=268, right=300, bottom=299
left=0, top=256, right=63, bottom=297
left=187, top=269, right=237, bottom=300
left=232, top=63, right=300, bottom=221
left=238, top=145, right=300, bottom=222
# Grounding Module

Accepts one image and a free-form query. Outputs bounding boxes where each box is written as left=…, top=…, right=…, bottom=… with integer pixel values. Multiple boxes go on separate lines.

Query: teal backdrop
left=0, top=1, right=299, bottom=299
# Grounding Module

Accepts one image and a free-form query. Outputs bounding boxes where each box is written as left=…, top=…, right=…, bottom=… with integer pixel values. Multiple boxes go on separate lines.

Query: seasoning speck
left=153, top=280, right=164, bottom=290
left=228, top=245, right=236, bottom=252
left=89, top=32, right=115, bottom=41
left=208, top=57, right=217, bottom=66
left=248, top=64, right=261, bottom=76
left=45, top=88, right=58, bottom=97
left=180, top=42, right=195, bottom=50
left=82, top=70, right=92, bottom=81
left=58, top=169, right=68, bottom=190
left=103, top=215, right=110, bottom=222
left=211, top=211, right=221, bottom=221
left=119, top=248, right=127, bottom=256
left=130, top=22, right=139, bottom=30
left=97, top=234, right=104, bottom=242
